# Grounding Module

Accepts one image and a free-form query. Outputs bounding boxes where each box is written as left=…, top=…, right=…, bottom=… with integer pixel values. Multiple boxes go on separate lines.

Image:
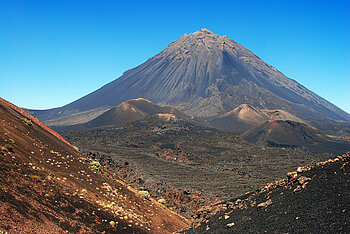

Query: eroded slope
left=0, top=98, right=189, bottom=233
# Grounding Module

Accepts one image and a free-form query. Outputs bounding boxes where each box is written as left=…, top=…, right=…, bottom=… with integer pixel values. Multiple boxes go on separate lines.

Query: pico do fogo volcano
left=29, top=29, right=350, bottom=134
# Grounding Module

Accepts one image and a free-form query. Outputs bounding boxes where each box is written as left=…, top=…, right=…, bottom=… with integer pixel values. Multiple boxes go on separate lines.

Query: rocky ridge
left=183, top=152, right=350, bottom=233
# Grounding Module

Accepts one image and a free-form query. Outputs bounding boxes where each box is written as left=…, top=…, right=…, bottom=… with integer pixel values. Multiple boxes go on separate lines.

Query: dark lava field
left=62, top=117, right=333, bottom=216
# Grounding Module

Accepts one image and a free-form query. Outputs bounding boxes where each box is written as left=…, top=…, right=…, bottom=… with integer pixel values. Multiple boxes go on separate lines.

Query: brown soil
left=0, top=98, right=189, bottom=233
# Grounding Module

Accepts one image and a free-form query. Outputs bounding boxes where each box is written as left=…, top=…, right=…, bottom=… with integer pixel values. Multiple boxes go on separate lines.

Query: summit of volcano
left=28, top=29, right=350, bottom=134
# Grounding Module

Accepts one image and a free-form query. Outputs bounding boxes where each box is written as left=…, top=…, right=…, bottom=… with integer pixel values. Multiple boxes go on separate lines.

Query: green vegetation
left=21, top=118, right=33, bottom=126
left=73, top=145, right=80, bottom=151
left=139, top=190, right=150, bottom=199
left=0, top=147, right=7, bottom=155
left=4, top=144, right=14, bottom=152
left=1, top=144, right=14, bottom=154
left=158, top=198, right=166, bottom=204
left=90, top=161, right=101, bottom=171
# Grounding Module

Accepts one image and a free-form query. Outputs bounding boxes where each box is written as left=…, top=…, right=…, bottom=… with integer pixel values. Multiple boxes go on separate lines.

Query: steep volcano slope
left=85, top=98, right=195, bottom=128
left=0, top=98, right=189, bottom=233
left=210, top=104, right=304, bottom=132
left=29, top=29, right=350, bottom=132
left=184, top=152, right=350, bottom=233
left=242, top=120, right=350, bottom=155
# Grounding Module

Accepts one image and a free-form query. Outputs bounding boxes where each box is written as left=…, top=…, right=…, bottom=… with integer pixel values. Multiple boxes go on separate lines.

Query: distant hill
left=28, top=29, right=350, bottom=135
left=210, top=104, right=304, bottom=132
left=0, top=97, right=189, bottom=233
left=241, top=120, right=350, bottom=155
left=85, top=98, right=194, bottom=129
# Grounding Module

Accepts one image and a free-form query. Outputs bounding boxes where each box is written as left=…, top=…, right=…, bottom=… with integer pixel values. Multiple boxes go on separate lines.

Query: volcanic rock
left=0, top=97, right=189, bottom=233
left=184, top=152, right=350, bottom=233
left=210, top=104, right=305, bottom=132
left=84, top=98, right=192, bottom=128
left=28, top=29, right=350, bottom=135
left=241, top=120, right=350, bottom=155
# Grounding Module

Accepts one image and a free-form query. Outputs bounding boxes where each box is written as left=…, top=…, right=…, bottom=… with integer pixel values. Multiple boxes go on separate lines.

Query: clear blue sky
left=1, top=0, right=349, bottom=113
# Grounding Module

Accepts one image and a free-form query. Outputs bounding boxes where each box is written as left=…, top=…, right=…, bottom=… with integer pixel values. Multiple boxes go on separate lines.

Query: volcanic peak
left=234, top=104, right=260, bottom=112
left=221, top=104, right=269, bottom=122
left=194, top=28, right=214, bottom=35
left=159, top=28, right=240, bottom=59
left=121, top=102, right=139, bottom=112
left=28, top=28, right=350, bottom=132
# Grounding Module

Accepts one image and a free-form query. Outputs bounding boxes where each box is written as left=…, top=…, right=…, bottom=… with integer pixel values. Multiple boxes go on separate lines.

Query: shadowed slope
left=241, top=120, right=350, bottom=155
